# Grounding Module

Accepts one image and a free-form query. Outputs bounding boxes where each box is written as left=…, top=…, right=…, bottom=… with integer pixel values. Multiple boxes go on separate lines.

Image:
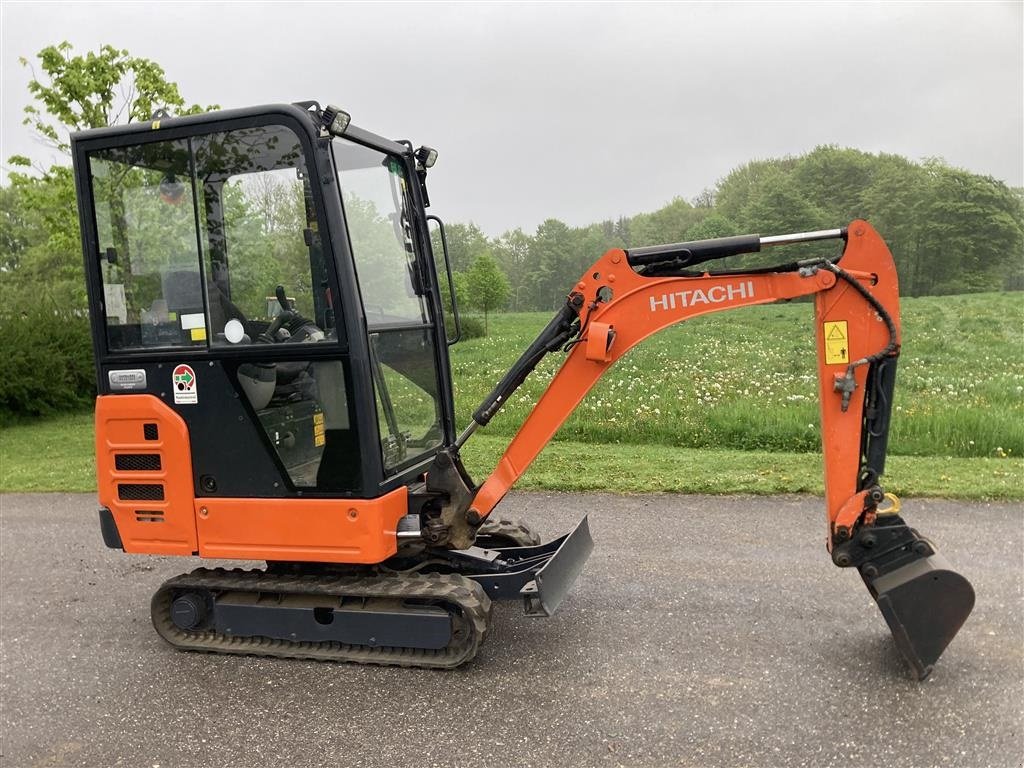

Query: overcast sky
left=2, top=1, right=1021, bottom=236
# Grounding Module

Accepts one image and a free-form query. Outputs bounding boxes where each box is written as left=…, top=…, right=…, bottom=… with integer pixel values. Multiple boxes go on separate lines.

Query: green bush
left=445, top=313, right=486, bottom=341
left=459, top=315, right=486, bottom=340
left=0, top=309, right=95, bottom=423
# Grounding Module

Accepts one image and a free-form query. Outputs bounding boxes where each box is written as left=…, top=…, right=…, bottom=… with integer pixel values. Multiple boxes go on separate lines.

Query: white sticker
left=104, top=283, right=127, bottom=324
left=224, top=318, right=245, bottom=344
left=179, top=312, right=206, bottom=330
left=172, top=364, right=198, bottom=405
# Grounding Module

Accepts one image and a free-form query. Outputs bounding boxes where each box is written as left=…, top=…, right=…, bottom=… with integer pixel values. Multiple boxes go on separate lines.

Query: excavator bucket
left=862, top=552, right=975, bottom=679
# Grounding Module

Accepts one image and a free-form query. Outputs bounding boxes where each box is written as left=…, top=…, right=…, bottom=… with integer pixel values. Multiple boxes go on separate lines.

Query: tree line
left=441, top=147, right=1023, bottom=313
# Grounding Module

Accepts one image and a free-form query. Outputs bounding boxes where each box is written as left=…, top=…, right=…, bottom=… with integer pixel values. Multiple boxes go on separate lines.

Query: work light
left=415, top=145, right=438, bottom=169
left=322, top=105, right=351, bottom=136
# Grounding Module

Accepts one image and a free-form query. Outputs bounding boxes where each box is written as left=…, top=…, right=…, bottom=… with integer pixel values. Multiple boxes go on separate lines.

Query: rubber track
left=476, top=517, right=542, bottom=547
left=151, top=568, right=492, bottom=669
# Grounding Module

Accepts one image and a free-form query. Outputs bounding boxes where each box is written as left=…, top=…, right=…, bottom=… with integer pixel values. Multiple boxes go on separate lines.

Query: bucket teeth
left=863, top=553, right=975, bottom=679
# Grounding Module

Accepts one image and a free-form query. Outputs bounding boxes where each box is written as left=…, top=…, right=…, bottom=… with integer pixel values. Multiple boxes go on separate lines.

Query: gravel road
left=1, top=492, right=1021, bottom=767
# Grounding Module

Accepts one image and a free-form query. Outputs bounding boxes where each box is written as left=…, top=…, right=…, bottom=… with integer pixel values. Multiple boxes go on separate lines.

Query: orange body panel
left=95, top=394, right=407, bottom=564
left=194, top=493, right=407, bottom=563
left=96, top=394, right=198, bottom=556
left=470, top=221, right=901, bottom=546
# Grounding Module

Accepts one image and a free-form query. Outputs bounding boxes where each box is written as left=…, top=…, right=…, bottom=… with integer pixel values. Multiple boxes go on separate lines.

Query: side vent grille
left=134, top=510, right=165, bottom=523
left=118, top=484, right=165, bottom=501
left=143, top=423, right=159, bottom=441
left=115, top=454, right=162, bottom=471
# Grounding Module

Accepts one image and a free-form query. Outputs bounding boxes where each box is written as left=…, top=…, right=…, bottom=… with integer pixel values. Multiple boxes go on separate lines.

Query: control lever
left=275, top=284, right=293, bottom=313
left=258, top=285, right=297, bottom=343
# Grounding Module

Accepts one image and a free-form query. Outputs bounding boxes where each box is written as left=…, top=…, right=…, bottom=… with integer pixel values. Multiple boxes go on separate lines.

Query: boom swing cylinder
left=441, top=220, right=973, bottom=679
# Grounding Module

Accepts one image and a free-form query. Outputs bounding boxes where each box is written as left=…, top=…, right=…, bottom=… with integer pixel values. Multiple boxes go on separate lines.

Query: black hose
left=822, top=261, right=899, bottom=373
left=820, top=261, right=899, bottom=414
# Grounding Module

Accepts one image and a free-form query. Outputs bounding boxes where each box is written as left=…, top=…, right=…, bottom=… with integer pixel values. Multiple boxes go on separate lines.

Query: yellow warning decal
left=313, top=411, right=326, bottom=446
left=824, top=321, right=849, bottom=364
left=190, top=327, right=207, bottom=342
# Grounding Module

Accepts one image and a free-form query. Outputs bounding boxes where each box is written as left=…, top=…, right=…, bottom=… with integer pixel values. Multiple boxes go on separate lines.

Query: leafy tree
left=0, top=166, right=85, bottom=309
left=442, top=221, right=490, bottom=272
left=2, top=43, right=214, bottom=313
left=523, top=219, right=574, bottom=310
left=684, top=212, right=740, bottom=241
left=629, top=196, right=702, bottom=247
left=465, top=253, right=510, bottom=333
left=916, top=161, right=1023, bottom=295
left=438, top=269, right=467, bottom=314
left=792, top=145, right=875, bottom=222
left=16, top=41, right=214, bottom=156
left=613, top=215, right=632, bottom=247
left=734, top=168, right=831, bottom=263
left=492, top=228, right=531, bottom=311
left=692, top=188, right=715, bottom=209
left=858, top=154, right=930, bottom=295
left=567, top=223, right=624, bottom=279
left=1008, top=188, right=1024, bottom=291
left=714, top=157, right=799, bottom=224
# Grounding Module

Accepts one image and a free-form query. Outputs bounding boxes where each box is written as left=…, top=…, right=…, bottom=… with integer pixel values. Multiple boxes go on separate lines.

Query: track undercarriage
left=153, top=568, right=492, bottom=668
left=151, top=516, right=592, bottom=667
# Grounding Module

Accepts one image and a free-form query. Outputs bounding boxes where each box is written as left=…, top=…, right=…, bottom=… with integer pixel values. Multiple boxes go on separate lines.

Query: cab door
left=331, top=137, right=453, bottom=480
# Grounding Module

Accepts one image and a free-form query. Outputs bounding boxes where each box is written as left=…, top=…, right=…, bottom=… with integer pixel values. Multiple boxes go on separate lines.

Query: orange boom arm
left=467, top=221, right=897, bottom=545
left=449, top=220, right=971, bottom=679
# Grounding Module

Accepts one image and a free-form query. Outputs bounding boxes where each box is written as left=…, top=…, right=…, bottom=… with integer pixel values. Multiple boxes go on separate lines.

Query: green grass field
left=1, top=293, right=1021, bottom=498
left=1, top=412, right=1020, bottom=499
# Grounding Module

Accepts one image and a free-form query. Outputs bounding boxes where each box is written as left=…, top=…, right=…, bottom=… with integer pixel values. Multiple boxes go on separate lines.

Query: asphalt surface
left=1, top=492, right=1021, bottom=768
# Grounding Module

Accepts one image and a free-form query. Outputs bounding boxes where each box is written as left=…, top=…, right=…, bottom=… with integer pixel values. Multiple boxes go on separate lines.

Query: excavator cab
left=76, top=104, right=456, bottom=501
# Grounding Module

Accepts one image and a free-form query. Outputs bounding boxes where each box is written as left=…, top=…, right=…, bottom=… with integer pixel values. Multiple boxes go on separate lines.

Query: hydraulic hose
left=822, top=261, right=899, bottom=412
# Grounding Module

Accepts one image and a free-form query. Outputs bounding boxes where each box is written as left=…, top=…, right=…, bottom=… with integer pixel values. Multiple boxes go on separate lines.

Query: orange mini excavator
left=72, top=102, right=973, bottom=677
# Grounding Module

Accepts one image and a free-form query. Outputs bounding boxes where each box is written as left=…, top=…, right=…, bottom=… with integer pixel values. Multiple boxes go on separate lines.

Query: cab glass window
left=87, top=124, right=335, bottom=351
left=333, top=139, right=428, bottom=326
left=90, top=139, right=203, bottom=350
left=194, top=126, right=334, bottom=346
left=333, top=139, right=442, bottom=471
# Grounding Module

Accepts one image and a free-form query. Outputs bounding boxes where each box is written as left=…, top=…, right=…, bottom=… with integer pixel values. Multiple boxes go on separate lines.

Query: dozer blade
left=523, top=514, right=594, bottom=616
left=863, top=552, right=975, bottom=679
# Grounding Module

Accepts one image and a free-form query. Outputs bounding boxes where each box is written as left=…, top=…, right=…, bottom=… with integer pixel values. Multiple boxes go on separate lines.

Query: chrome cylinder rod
left=455, top=420, right=480, bottom=450
left=759, top=228, right=845, bottom=247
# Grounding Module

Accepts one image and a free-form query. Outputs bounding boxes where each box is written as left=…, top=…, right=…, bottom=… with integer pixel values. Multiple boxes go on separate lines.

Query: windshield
left=332, top=138, right=428, bottom=326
